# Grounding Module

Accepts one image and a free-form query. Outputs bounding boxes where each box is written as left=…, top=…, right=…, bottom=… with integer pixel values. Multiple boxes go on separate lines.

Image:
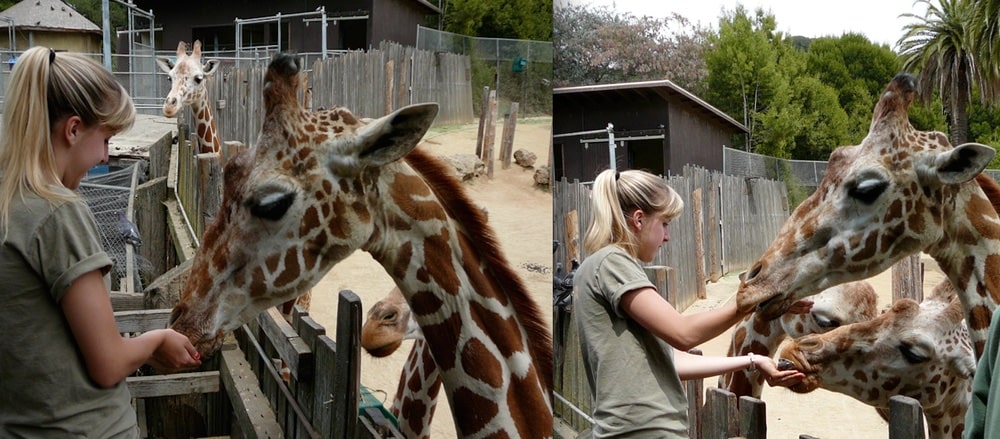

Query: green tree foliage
left=804, top=34, right=899, bottom=143
left=705, top=5, right=787, bottom=152
left=444, top=0, right=551, bottom=40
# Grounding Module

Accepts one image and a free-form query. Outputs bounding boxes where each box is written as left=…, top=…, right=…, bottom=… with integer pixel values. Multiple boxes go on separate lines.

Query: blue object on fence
left=512, top=56, right=527, bottom=73
left=359, top=386, right=398, bottom=429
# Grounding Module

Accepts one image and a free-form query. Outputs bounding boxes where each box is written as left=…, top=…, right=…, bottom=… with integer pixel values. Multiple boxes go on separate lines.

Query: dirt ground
left=304, top=117, right=554, bottom=438
left=685, top=253, right=948, bottom=438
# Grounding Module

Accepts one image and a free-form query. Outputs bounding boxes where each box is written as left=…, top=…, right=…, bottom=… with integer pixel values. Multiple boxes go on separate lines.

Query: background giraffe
left=156, top=40, right=221, bottom=155
left=362, top=287, right=441, bottom=439
left=736, top=73, right=1000, bottom=357
left=168, top=53, right=552, bottom=438
left=776, top=281, right=975, bottom=439
left=719, top=281, right=878, bottom=398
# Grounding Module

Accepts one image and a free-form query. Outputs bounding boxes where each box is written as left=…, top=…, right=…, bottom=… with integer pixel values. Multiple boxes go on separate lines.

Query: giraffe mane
left=402, top=146, right=554, bottom=391
left=976, top=173, right=1000, bottom=214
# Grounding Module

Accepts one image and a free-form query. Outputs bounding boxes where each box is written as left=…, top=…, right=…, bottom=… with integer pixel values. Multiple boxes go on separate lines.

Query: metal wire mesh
left=79, top=161, right=149, bottom=293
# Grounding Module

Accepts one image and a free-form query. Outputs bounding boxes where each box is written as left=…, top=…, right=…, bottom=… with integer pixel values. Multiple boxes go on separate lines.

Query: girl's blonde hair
left=583, top=168, right=684, bottom=257
left=0, top=47, right=135, bottom=239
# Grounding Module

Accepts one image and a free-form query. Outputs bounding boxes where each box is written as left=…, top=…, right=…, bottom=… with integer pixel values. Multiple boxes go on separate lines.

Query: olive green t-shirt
left=574, top=245, right=688, bottom=438
left=0, top=189, right=138, bottom=438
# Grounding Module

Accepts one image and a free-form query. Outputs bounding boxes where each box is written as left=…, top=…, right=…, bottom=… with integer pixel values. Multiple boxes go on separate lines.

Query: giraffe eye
left=247, top=190, right=296, bottom=221
left=899, top=342, right=930, bottom=364
left=195, top=75, right=204, bottom=84
left=847, top=178, right=888, bottom=204
left=813, top=313, right=840, bottom=329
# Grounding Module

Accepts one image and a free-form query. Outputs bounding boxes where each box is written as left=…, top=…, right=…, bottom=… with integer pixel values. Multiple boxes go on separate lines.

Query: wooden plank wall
left=195, top=41, right=475, bottom=153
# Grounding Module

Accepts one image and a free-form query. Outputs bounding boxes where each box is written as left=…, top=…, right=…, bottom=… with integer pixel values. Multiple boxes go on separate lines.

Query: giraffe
left=168, top=52, right=552, bottom=438
left=156, top=40, right=222, bottom=155
left=735, top=73, right=1000, bottom=357
left=362, top=287, right=441, bottom=439
left=719, top=280, right=878, bottom=399
left=775, top=280, right=975, bottom=439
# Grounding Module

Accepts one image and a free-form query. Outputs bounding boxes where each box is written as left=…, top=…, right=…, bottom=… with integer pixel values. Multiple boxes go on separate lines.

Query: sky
left=556, top=0, right=930, bottom=49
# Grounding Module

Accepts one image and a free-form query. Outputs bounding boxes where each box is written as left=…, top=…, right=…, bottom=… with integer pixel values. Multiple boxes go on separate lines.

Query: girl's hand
left=755, top=355, right=805, bottom=387
left=148, top=329, right=202, bottom=373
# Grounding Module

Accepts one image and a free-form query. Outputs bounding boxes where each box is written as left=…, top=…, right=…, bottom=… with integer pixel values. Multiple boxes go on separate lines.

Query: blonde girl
left=574, top=168, right=807, bottom=438
left=0, top=47, right=201, bottom=437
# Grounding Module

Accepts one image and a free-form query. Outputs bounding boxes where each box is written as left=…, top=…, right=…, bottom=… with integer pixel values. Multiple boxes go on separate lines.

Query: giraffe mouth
left=757, top=295, right=790, bottom=320
left=363, top=340, right=403, bottom=358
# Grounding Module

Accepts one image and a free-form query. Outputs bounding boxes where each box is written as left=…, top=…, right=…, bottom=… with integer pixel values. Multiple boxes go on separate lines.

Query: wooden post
left=702, top=387, right=739, bottom=439
left=892, top=254, right=924, bottom=302
left=563, top=210, right=579, bottom=269
left=685, top=348, right=703, bottom=439
left=500, top=102, right=519, bottom=169
left=707, top=175, right=723, bottom=281
left=197, top=152, right=224, bottom=234
left=134, top=176, right=170, bottom=284
left=332, top=290, right=363, bottom=439
left=484, top=91, right=498, bottom=178
left=692, top=188, right=708, bottom=299
left=384, top=60, right=394, bottom=115
left=475, top=86, right=490, bottom=157
left=738, top=396, right=767, bottom=439
left=889, top=395, right=926, bottom=439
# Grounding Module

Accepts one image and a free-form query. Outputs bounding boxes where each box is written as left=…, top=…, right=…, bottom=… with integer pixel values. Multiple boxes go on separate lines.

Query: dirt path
left=685, top=254, right=947, bottom=437
left=305, top=118, right=553, bottom=438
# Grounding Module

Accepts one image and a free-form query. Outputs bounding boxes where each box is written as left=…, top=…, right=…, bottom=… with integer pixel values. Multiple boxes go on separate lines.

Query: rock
left=534, top=165, right=551, bottom=187
left=441, top=154, right=485, bottom=181
left=514, top=149, right=537, bottom=168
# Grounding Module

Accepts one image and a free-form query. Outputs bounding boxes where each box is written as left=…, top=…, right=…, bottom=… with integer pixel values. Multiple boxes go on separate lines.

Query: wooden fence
left=552, top=165, right=790, bottom=312
left=191, top=41, right=475, bottom=150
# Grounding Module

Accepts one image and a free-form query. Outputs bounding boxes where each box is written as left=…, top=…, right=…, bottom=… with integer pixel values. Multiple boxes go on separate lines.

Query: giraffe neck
left=926, top=182, right=1000, bottom=357
left=188, top=93, right=221, bottom=155
left=720, top=314, right=784, bottom=398
left=391, top=338, right=441, bottom=439
left=364, top=148, right=552, bottom=438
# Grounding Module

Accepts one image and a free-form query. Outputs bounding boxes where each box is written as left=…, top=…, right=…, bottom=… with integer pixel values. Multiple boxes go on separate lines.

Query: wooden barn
left=553, top=80, right=748, bottom=182
left=0, top=0, right=102, bottom=55
left=127, top=0, right=442, bottom=53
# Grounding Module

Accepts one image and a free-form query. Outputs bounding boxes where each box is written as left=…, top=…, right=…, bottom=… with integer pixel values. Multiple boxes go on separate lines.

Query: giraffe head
left=156, top=40, right=220, bottom=118
left=778, top=281, right=879, bottom=339
left=737, top=74, right=996, bottom=319
left=168, top=52, right=438, bottom=356
left=776, top=281, right=974, bottom=437
left=361, top=287, right=422, bottom=357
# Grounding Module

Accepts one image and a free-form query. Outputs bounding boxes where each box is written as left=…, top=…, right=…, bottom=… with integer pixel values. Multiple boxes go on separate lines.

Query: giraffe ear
left=155, top=57, right=175, bottom=73
left=203, top=59, right=220, bottom=76
left=354, top=103, right=439, bottom=166
left=922, top=143, right=995, bottom=185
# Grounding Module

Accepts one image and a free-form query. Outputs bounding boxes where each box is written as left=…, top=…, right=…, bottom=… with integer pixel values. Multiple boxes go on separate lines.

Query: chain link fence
left=416, top=26, right=552, bottom=117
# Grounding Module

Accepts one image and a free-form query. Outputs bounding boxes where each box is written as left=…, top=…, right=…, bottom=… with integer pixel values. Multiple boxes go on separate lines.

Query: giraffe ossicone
left=169, top=52, right=552, bottom=438
left=736, top=73, right=1000, bottom=357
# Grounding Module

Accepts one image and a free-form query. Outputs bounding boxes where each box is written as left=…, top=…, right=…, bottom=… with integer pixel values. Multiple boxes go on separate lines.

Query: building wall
left=666, top=103, right=730, bottom=175
left=0, top=31, right=101, bottom=55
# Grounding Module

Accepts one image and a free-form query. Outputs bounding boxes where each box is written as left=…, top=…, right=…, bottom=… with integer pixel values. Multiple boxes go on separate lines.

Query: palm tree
left=970, top=0, right=1000, bottom=104
left=897, top=0, right=978, bottom=145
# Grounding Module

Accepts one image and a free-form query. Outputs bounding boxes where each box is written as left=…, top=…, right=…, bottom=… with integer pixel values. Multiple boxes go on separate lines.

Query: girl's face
left=62, top=123, right=112, bottom=190
left=633, top=210, right=670, bottom=263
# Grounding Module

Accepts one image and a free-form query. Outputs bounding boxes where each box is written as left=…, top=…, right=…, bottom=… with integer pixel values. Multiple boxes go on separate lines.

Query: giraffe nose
left=741, top=261, right=764, bottom=284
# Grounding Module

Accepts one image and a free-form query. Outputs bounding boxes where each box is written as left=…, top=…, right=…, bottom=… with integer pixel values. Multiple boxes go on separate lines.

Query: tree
left=553, top=4, right=710, bottom=90
left=704, top=5, right=784, bottom=153
left=444, top=0, right=551, bottom=40
left=898, top=0, right=978, bottom=145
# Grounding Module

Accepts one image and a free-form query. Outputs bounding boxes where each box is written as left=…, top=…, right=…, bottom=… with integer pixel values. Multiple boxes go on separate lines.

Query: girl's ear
left=629, top=209, right=644, bottom=229
left=63, top=116, right=83, bottom=145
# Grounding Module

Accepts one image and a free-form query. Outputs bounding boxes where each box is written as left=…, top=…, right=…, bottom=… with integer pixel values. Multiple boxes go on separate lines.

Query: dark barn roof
left=554, top=79, right=748, bottom=134
left=0, top=0, right=100, bottom=33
